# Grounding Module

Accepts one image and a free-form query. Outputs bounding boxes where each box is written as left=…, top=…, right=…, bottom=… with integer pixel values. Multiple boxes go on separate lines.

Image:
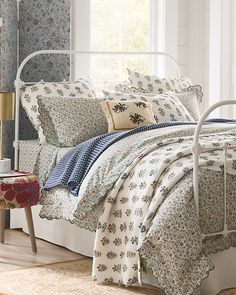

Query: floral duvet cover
left=40, top=123, right=236, bottom=295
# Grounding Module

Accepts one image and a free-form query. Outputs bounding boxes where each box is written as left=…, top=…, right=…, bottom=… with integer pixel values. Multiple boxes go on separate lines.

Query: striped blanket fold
left=43, top=119, right=235, bottom=196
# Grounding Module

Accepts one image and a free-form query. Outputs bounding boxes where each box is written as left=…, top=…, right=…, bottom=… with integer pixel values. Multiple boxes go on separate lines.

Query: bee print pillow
left=100, top=100, right=156, bottom=132
left=102, top=91, right=194, bottom=124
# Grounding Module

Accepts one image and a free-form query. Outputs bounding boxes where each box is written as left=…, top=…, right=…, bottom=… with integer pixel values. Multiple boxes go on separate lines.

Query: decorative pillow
left=115, top=83, right=150, bottom=94
left=100, top=100, right=156, bottom=132
left=115, top=83, right=203, bottom=121
left=20, top=79, right=97, bottom=133
left=103, top=92, right=194, bottom=123
left=127, top=68, right=192, bottom=94
left=171, top=86, right=203, bottom=121
left=38, top=96, right=108, bottom=147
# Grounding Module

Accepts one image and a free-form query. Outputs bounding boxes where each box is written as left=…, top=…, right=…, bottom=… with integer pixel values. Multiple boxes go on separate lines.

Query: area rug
left=0, top=259, right=163, bottom=295
left=0, top=258, right=235, bottom=295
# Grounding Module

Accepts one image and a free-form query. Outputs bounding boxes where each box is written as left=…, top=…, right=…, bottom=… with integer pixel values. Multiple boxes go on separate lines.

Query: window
left=71, top=0, right=165, bottom=89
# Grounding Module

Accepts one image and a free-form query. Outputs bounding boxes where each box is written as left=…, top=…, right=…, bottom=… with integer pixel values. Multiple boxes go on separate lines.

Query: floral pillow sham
left=20, top=79, right=97, bottom=134
left=127, top=68, right=192, bottom=94
left=38, top=96, right=107, bottom=147
left=100, top=100, right=156, bottom=132
left=171, top=86, right=203, bottom=121
left=115, top=83, right=203, bottom=121
left=103, top=91, right=194, bottom=123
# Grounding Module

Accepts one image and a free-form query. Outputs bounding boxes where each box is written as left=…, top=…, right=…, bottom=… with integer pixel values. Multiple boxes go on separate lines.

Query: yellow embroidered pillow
left=100, top=100, right=156, bottom=132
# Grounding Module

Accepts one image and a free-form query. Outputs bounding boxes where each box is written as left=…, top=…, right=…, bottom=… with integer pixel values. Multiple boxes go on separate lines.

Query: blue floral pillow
left=38, top=96, right=107, bottom=147
left=103, top=92, right=194, bottom=123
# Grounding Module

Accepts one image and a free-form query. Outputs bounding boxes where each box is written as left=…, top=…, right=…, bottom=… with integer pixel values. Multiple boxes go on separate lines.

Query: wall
left=177, top=0, right=189, bottom=77
left=18, top=0, right=71, bottom=140
left=177, top=0, right=210, bottom=113
left=0, top=0, right=17, bottom=164
left=19, top=0, right=71, bottom=82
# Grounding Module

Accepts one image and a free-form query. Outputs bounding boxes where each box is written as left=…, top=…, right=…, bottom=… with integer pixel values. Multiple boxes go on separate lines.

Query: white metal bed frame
left=14, top=49, right=181, bottom=170
left=193, top=100, right=236, bottom=241
left=14, top=49, right=236, bottom=242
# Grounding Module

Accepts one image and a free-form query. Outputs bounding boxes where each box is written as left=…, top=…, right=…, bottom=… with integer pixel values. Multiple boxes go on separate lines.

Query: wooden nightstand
left=0, top=172, right=40, bottom=253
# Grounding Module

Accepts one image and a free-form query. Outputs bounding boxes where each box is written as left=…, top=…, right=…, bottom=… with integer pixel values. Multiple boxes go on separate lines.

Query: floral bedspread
left=40, top=123, right=236, bottom=295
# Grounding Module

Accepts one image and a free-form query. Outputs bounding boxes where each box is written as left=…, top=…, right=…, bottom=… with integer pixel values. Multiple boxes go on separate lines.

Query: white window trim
left=71, top=0, right=91, bottom=80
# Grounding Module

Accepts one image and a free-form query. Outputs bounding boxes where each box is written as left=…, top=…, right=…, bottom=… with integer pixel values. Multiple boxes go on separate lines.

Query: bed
left=11, top=50, right=236, bottom=295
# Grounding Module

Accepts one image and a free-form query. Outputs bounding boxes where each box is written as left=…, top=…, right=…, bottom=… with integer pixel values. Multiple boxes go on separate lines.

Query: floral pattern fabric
left=127, top=68, right=192, bottom=94
left=103, top=91, right=194, bottom=123
left=100, top=100, right=156, bottom=132
left=115, top=83, right=203, bottom=121
left=20, top=79, right=97, bottom=142
left=0, top=173, right=39, bottom=209
left=38, top=96, right=108, bottom=147
left=40, top=123, right=236, bottom=295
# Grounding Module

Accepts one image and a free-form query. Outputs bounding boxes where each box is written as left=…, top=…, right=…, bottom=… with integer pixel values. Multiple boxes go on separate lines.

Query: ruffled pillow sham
left=115, top=83, right=203, bottom=121
left=38, top=96, right=107, bottom=147
left=100, top=100, right=156, bottom=132
left=127, top=68, right=192, bottom=94
left=103, top=91, right=194, bottom=123
left=20, top=79, right=96, bottom=134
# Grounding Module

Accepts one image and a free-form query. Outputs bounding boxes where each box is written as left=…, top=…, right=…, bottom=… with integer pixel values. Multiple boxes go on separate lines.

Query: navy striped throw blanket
left=43, top=119, right=235, bottom=196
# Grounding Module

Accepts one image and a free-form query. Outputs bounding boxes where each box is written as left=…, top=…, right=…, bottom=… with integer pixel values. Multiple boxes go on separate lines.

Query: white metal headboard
left=14, top=49, right=181, bottom=169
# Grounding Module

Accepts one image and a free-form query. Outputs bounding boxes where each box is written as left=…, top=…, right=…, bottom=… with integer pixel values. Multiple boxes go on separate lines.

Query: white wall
left=177, top=0, right=236, bottom=116
left=177, top=0, right=189, bottom=76
left=176, top=0, right=210, bottom=113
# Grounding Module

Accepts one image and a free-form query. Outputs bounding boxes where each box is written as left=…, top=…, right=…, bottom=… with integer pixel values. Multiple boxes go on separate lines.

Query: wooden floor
left=0, top=229, right=85, bottom=272
left=1, top=230, right=235, bottom=295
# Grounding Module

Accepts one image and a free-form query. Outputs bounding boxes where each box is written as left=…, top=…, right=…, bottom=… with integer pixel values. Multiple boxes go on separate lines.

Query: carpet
left=0, top=259, right=163, bottom=295
left=0, top=258, right=235, bottom=295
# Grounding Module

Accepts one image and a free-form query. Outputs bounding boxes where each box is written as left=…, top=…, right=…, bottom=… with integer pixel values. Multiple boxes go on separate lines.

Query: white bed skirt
left=10, top=206, right=236, bottom=295
left=10, top=205, right=94, bottom=257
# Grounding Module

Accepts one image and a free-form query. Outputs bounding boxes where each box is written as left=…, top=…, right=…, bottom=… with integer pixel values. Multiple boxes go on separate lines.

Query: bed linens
left=100, top=100, right=156, bottom=132
left=115, top=83, right=203, bottom=121
left=103, top=92, right=194, bottom=123
left=43, top=122, right=199, bottom=196
left=21, top=80, right=96, bottom=131
left=127, top=68, right=192, bottom=93
left=38, top=96, right=108, bottom=147
left=39, top=121, right=236, bottom=295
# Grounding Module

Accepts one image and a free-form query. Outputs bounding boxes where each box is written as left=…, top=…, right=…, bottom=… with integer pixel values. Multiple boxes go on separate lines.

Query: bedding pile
left=40, top=121, right=236, bottom=295
left=19, top=70, right=236, bottom=295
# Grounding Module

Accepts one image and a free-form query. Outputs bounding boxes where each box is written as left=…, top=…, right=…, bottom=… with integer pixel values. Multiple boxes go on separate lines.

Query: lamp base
left=0, top=158, right=11, bottom=173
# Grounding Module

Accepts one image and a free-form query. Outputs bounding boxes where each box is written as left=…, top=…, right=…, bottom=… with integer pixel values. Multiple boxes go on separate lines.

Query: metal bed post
left=193, top=100, right=236, bottom=224
left=14, top=49, right=181, bottom=170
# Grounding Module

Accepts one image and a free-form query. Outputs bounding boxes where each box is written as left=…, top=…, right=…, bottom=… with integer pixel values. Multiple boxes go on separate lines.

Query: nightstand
left=0, top=173, right=40, bottom=253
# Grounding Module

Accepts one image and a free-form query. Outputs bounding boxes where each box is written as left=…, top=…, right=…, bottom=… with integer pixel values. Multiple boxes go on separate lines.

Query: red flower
left=0, top=183, right=12, bottom=191
left=13, top=179, right=27, bottom=192
left=16, top=190, right=32, bottom=204
left=4, top=189, right=16, bottom=201
left=1, top=178, right=40, bottom=207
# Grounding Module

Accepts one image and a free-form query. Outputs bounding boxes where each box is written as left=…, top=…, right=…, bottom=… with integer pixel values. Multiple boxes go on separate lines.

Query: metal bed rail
left=192, top=100, right=236, bottom=239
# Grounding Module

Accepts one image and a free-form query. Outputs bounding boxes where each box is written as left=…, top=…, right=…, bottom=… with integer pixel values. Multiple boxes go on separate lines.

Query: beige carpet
left=0, top=258, right=234, bottom=295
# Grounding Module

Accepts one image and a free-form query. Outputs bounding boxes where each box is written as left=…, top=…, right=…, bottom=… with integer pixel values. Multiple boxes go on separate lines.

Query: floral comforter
left=40, top=123, right=236, bottom=295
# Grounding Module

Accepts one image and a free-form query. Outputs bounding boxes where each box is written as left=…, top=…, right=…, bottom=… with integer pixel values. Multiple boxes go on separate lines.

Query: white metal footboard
left=193, top=100, right=236, bottom=239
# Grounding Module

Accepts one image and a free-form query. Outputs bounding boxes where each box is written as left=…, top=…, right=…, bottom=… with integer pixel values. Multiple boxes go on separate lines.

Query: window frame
left=71, top=0, right=177, bottom=81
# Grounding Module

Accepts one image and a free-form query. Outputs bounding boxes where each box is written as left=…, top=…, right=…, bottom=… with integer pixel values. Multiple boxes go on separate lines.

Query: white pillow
left=115, top=83, right=202, bottom=121
left=21, top=79, right=96, bottom=133
left=103, top=91, right=194, bottom=123
left=127, top=68, right=192, bottom=94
